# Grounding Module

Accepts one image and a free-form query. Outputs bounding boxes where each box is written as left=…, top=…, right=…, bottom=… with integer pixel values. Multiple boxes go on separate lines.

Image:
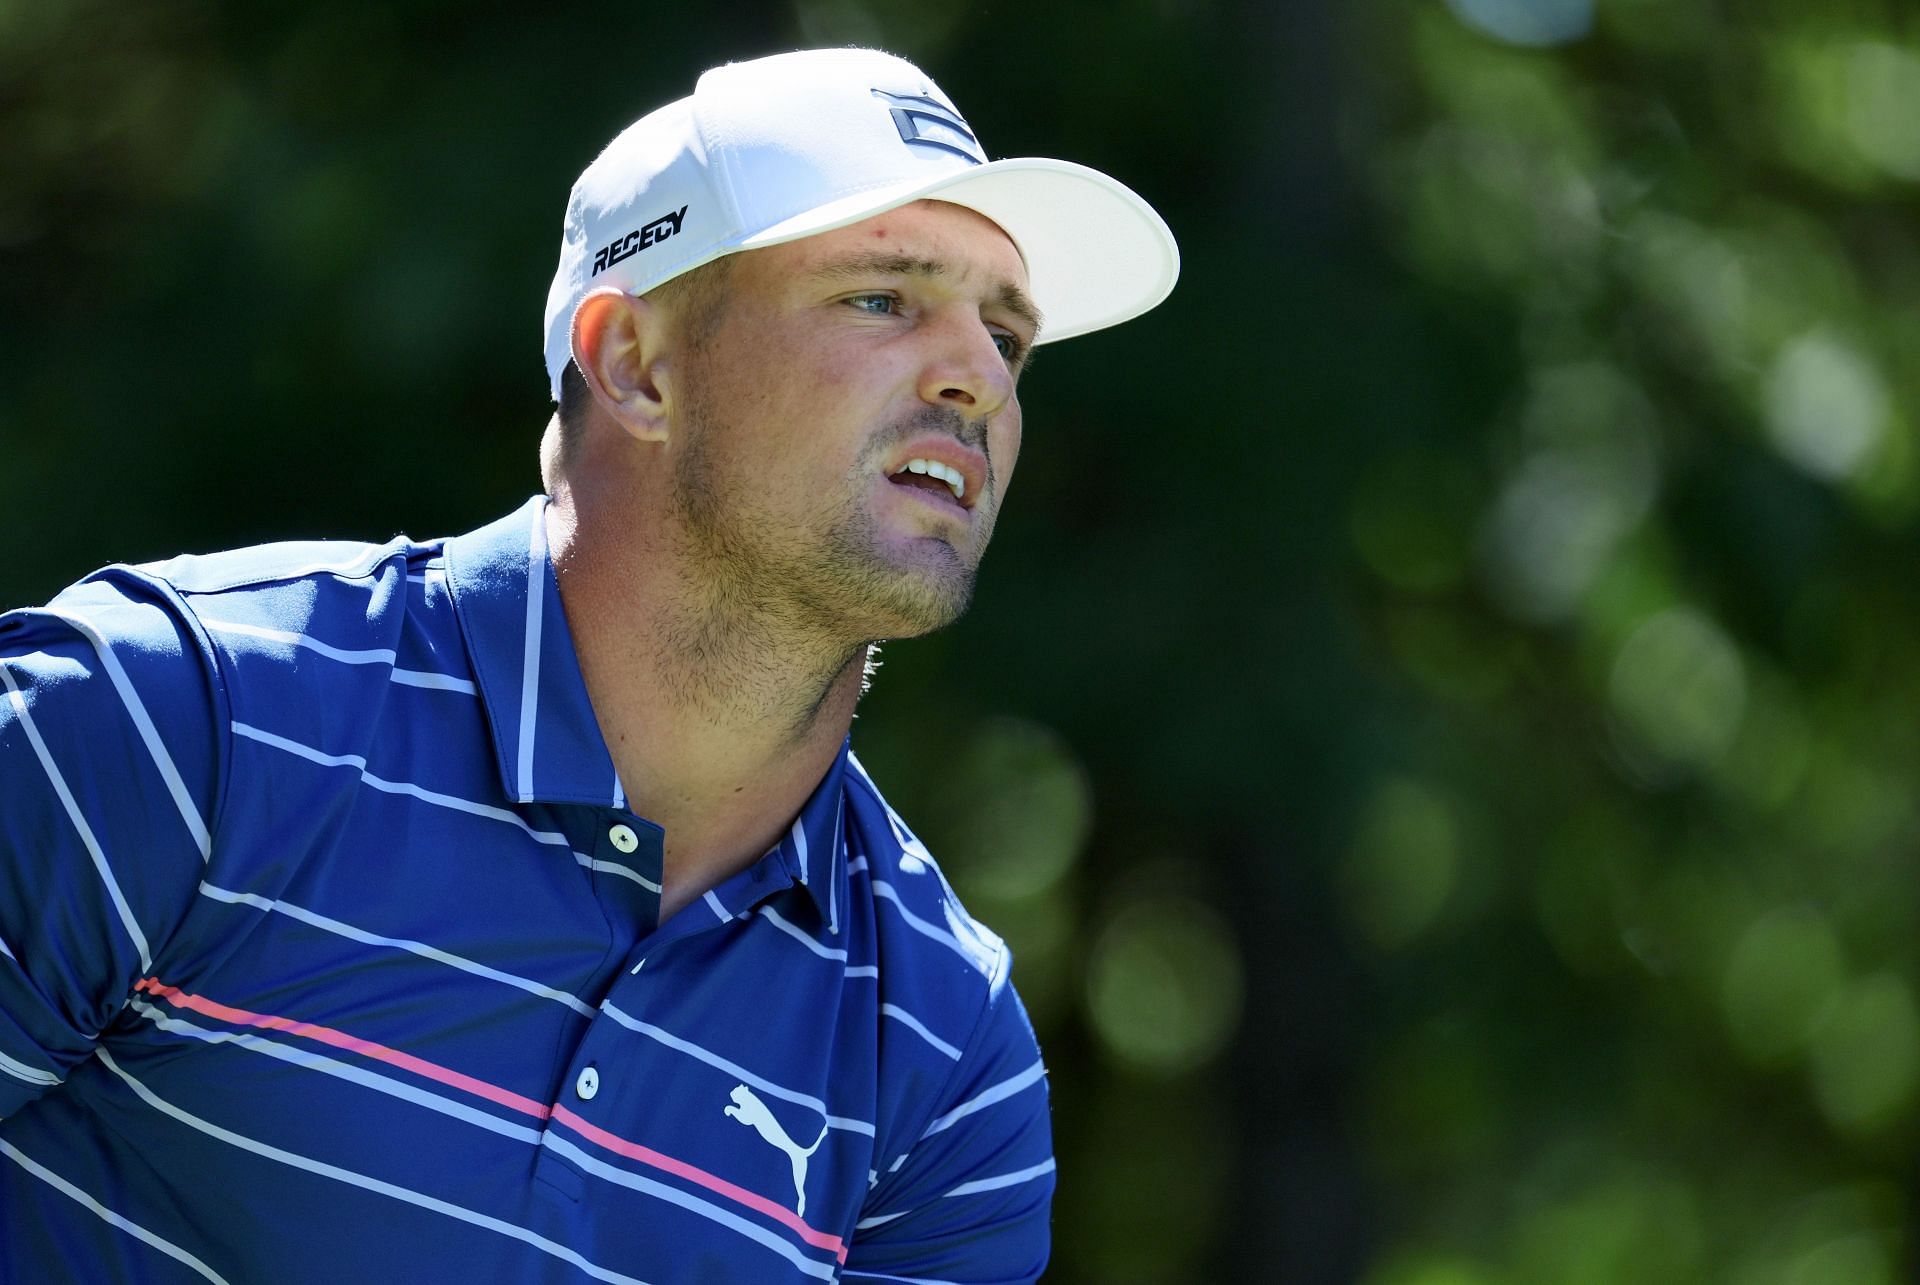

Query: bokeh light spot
left=921, top=717, right=1092, bottom=902
left=1845, top=43, right=1920, bottom=181
left=1365, top=1253, right=1504, bottom=1285
left=1482, top=362, right=1661, bottom=623
left=1764, top=330, right=1889, bottom=482
left=1787, top=1233, right=1896, bottom=1285
left=1510, top=1175, right=1704, bottom=1283
left=1720, top=905, right=1845, bottom=1064
left=1607, top=607, right=1747, bottom=771
left=1340, top=778, right=1461, bottom=950
left=1084, top=892, right=1242, bottom=1077
left=1618, top=214, right=1749, bottom=373
left=1445, top=0, right=1592, bottom=48
left=1809, top=972, right=1920, bottom=1136
left=1712, top=673, right=1812, bottom=810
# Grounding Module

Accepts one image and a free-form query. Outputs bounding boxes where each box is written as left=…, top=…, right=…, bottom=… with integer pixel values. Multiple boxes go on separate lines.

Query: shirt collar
left=444, top=495, right=621, bottom=808
left=775, top=742, right=849, bottom=931
left=443, top=496, right=844, bottom=923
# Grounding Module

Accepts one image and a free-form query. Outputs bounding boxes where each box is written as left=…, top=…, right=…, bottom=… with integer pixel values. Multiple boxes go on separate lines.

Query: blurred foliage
left=8, top=0, right=1920, bottom=1280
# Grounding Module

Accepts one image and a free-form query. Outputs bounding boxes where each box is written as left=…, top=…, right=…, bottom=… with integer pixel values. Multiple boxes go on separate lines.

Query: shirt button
left=609, top=824, right=639, bottom=854
left=575, top=1066, right=600, bottom=1100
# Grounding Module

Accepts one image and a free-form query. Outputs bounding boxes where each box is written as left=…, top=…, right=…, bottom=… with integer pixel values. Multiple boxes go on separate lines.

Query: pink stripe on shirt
left=134, top=977, right=848, bottom=1263
left=551, top=1104, right=848, bottom=1262
left=134, top=977, right=551, bottom=1119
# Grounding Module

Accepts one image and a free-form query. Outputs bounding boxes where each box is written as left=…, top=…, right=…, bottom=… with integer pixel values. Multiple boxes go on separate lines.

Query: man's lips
left=882, top=470, right=972, bottom=518
left=881, top=436, right=987, bottom=510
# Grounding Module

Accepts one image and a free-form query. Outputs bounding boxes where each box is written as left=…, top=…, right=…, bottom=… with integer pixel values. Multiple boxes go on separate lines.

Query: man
left=0, top=47, right=1176, bottom=1283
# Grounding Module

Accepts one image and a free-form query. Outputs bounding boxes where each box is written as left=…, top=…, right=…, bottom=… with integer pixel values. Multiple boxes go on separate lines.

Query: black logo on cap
left=592, top=205, right=689, bottom=275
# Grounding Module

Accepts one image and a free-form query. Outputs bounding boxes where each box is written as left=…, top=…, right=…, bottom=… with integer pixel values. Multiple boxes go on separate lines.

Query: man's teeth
left=893, top=458, right=966, bottom=500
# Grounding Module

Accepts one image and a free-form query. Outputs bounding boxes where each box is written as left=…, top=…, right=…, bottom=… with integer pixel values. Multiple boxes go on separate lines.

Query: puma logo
left=723, top=1084, right=827, bottom=1217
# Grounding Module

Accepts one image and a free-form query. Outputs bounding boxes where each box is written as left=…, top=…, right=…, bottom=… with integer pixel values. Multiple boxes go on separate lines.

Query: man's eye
left=992, top=332, right=1024, bottom=363
left=849, top=294, right=897, bottom=315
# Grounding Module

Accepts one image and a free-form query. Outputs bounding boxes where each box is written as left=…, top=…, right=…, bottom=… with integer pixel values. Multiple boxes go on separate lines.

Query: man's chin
left=849, top=554, right=977, bottom=639
left=863, top=574, right=974, bottom=639
left=810, top=527, right=982, bottom=638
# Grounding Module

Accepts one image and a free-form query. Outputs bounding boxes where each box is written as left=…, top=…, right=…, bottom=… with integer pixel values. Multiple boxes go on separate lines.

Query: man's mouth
left=889, top=457, right=967, bottom=503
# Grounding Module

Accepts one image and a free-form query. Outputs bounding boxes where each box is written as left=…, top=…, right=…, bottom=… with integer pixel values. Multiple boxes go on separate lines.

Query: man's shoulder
left=5, top=530, right=456, bottom=713
left=842, top=752, right=1012, bottom=992
left=127, top=531, right=446, bottom=645
left=138, top=531, right=427, bottom=597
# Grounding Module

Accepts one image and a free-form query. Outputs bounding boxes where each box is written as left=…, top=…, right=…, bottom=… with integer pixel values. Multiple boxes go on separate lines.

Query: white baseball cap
left=542, top=47, right=1180, bottom=399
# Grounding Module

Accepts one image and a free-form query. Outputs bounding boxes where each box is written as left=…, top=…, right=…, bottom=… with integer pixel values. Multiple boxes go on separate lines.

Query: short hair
left=553, top=255, right=737, bottom=465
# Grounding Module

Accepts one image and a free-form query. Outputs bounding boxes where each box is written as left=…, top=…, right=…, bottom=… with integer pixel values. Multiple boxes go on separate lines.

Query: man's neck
left=543, top=493, right=864, bottom=922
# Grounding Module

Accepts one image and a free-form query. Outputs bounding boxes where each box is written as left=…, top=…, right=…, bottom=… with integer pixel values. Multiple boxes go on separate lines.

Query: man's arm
left=847, top=952, right=1056, bottom=1285
left=0, top=570, right=222, bottom=1118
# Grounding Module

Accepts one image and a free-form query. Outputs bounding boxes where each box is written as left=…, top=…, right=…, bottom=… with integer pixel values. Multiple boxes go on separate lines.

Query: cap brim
left=735, top=156, right=1178, bottom=345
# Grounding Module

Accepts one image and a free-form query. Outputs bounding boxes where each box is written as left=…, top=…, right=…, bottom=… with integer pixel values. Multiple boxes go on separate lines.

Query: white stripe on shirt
left=230, top=723, right=568, bottom=847
left=515, top=503, right=545, bottom=801
left=919, top=1061, right=1046, bottom=1140
left=539, top=1134, right=837, bottom=1281
left=124, top=1000, right=849, bottom=1276
left=753, top=905, right=847, bottom=963
left=2, top=664, right=153, bottom=970
left=0, top=1140, right=233, bottom=1284
left=213, top=548, right=393, bottom=581
left=37, top=606, right=213, bottom=860
left=92, top=1050, right=658, bottom=1285
left=0, top=1047, right=63, bottom=1089
left=941, top=1157, right=1056, bottom=1199
left=197, top=883, right=596, bottom=1018
left=855, top=1159, right=1057, bottom=1236
left=389, top=669, right=480, bottom=693
left=127, top=999, right=544, bottom=1146
left=826, top=795, right=843, bottom=936
left=599, top=1002, right=874, bottom=1136
left=851, top=1209, right=912, bottom=1232
left=879, top=1005, right=962, bottom=1061
left=869, top=881, right=972, bottom=965
left=197, top=618, right=476, bottom=694
left=575, top=852, right=663, bottom=895
left=199, top=618, right=394, bottom=665
left=791, top=818, right=809, bottom=886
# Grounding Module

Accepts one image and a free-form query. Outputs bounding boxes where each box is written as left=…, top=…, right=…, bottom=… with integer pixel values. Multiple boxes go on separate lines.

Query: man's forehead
left=759, top=201, right=1038, bottom=325
left=780, top=202, right=1024, bottom=276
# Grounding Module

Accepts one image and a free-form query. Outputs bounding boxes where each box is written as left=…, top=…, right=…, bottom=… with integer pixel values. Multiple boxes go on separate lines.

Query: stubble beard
left=669, top=398, right=992, bottom=649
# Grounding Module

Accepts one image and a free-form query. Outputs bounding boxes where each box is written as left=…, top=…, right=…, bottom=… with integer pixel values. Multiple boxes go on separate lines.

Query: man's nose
left=916, top=311, right=1014, bottom=421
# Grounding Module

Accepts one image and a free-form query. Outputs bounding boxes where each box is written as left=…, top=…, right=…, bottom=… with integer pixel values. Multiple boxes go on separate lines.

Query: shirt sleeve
left=846, top=951, right=1056, bottom=1285
left=0, top=569, right=223, bottom=1118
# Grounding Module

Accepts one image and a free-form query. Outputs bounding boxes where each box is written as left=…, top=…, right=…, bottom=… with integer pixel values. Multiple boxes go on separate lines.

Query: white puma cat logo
left=723, top=1084, right=828, bottom=1217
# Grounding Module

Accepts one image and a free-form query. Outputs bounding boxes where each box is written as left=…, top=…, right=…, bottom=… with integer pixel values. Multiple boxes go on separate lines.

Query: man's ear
left=571, top=288, right=675, bottom=444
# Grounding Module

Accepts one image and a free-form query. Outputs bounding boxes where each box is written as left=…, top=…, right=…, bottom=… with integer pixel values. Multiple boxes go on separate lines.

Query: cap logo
left=869, top=88, right=984, bottom=165
left=591, top=204, right=689, bottom=275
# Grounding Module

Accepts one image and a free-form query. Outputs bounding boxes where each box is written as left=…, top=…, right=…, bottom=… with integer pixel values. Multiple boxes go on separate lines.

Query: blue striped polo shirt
left=0, top=496, right=1053, bottom=1283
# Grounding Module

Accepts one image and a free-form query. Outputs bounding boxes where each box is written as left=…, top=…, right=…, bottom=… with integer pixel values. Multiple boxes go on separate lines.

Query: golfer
left=0, top=47, right=1176, bottom=1283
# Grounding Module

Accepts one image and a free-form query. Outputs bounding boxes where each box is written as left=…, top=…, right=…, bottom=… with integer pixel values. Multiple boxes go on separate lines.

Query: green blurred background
left=7, top=1, right=1919, bottom=1280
